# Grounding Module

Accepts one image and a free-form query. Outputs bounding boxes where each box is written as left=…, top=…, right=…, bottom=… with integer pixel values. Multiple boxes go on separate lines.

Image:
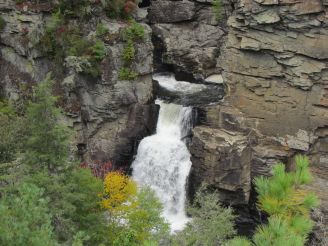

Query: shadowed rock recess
left=1, top=0, right=328, bottom=241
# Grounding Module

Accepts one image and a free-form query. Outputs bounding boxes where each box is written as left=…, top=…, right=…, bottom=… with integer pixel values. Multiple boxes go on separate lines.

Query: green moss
left=213, top=0, right=222, bottom=21
left=122, top=20, right=145, bottom=42
left=91, top=40, right=107, bottom=61
left=0, top=16, right=6, bottom=32
left=98, top=0, right=139, bottom=19
left=96, top=23, right=109, bottom=37
left=119, top=68, right=138, bottom=81
left=38, top=12, right=107, bottom=78
left=122, top=40, right=135, bottom=63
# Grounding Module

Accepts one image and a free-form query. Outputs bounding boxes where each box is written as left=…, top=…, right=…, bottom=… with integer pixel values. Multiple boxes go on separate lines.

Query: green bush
left=0, top=15, right=6, bottom=32
left=101, top=0, right=138, bottom=19
left=213, top=0, right=222, bottom=21
left=91, top=40, right=107, bottom=61
left=122, top=20, right=145, bottom=42
left=96, top=23, right=109, bottom=37
left=119, top=21, right=145, bottom=80
left=173, top=184, right=236, bottom=246
left=0, top=183, right=57, bottom=246
left=226, top=155, right=319, bottom=246
left=122, top=40, right=136, bottom=62
left=119, top=67, right=138, bottom=80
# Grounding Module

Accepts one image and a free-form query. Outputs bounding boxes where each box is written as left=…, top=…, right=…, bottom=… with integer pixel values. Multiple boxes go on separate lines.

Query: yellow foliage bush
left=102, top=171, right=137, bottom=212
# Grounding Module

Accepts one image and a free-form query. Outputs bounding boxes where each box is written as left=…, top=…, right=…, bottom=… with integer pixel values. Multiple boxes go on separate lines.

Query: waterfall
left=132, top=99, right=193, bottom=232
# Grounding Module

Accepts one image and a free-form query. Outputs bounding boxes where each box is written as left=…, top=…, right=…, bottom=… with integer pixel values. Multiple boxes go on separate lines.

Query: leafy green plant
left=0, top=15, right=6, bottom=32
left=91, top=40, right=107, bottom=61
left=213, top=0, right=222, bottom=21
left=226, top=155, right=319, bottom=246
left=96, top=22, right=109, bottom=37
left=122, top=40, right=135, bottom=62
left=119, top=21, right=145, bottom=80
left=173, top=184, right=236, bottom=246
left=119, top=67, right=138, bottom=80
left=122, top=20, right=145, bottom=42
left=0, top=183, right=57, bottom=246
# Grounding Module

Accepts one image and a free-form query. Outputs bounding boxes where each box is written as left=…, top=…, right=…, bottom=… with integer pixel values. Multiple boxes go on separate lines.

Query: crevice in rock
left=138, top=0, right=150, bottom=8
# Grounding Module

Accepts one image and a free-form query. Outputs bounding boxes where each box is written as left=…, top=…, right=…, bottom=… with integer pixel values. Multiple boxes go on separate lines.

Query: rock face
left=219, top=0, right=328, bottom=217
left=148, top=0, right=328, bottom=239
left=1, top=0, right=328, bottom=240
left=149, top=0, right=227, bottom=78
left=0, top=1, right=156, bottom=167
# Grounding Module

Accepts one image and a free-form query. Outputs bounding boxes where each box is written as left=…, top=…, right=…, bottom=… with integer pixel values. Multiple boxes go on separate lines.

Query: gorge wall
left=147, top=0, right=328, bottom=240
left=1, top=0, right=328, bottom=241
left=0, top=0, right=158, bottom=169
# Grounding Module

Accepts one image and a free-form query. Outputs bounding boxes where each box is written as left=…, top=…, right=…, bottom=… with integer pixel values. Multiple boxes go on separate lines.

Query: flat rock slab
left=148, top=0, right=195, bottom=23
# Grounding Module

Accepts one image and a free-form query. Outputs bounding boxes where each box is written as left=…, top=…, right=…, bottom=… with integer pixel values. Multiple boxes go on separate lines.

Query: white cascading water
left=132, top=97, right=193, bottom=232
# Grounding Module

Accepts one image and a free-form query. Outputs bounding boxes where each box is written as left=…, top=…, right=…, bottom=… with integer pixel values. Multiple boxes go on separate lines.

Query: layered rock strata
left=0, top=1, right=156, bottom=167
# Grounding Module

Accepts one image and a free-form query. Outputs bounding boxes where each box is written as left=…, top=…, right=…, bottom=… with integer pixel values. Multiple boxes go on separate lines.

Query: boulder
left=148, top=0, right=195, bottom=23
left=190, top=126, right=251, bottom=205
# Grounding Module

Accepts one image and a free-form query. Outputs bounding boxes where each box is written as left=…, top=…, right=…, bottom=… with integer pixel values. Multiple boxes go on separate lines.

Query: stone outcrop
left=148, top=0, right=196, bottom=23
left=216, top=0, right=328, bottom=239
left=1, top=0, right=328, bottom=240
left=148, top=0, right=328, bottom=239
left=0, top=1, right=156, bottom=167
left=149, top=0, right=226, bottom=78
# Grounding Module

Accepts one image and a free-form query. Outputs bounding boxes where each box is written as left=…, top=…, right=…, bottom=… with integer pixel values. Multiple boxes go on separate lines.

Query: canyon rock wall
left=149, top=0, right=328, bottom=239
left=218, top=0, right=328, bottom=240
left=0, top=1, right=157, bottom=168
left=1, top=0, right=327, bottom=240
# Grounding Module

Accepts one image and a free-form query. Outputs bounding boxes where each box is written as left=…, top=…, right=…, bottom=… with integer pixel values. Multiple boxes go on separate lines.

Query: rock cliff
left=1, top=0, right=328, bottom=241
left=148, top=0, right=328, bottom=240
left=0, top=1, right=157, bottom=169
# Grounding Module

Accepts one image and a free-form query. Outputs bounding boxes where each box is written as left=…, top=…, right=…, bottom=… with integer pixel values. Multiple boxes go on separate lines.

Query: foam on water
left=132, top=97, right=193, bottom=232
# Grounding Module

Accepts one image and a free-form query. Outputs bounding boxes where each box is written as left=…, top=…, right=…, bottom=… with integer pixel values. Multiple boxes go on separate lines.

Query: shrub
left=119, top=67, right=138, bottom=80
left=122, top=40, right=135, bottom=62
left=0, top=15, right=6, bottom=32
left=102, top=171, right=138, bottom=212
left=101, top=0, right=138, bottom=19
left=119, top=21, right=145, bottom=80
left=254, top=155, right=319, bottom=220
left=226, top=155, right=319, bottom=246
left=173, top=184, right=236, bottom=246
left=213, top=0, right=222, bottom=21
left=91, top=40, right=107, bottom=61
left=0, top=183, right=57, bottom=246
left=96, top=22, right=109, bottom=37
left=122, top=20, right=145, bottom=42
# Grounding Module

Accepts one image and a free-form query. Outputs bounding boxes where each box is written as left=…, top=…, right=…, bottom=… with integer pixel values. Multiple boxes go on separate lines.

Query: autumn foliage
left=80, top=161, right=113, bottom=178
left=102, top=171, right=137, bottom=212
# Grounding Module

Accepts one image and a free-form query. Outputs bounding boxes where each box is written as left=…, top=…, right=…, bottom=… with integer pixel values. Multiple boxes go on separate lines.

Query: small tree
left=24, top=73, right=71, bottom=172
left=0, top=183, right=57, bottom=246
left=22, top=75, right=107, bottom=245
left=226, top=155, right=319, bottom=246
left=102, top=171, right=138, bottom=213
left=173, top=184, right=236, bottom=246
left=254, top=155, right=318, bottom=221
left=127, top=187, right=169, bottom=243
left=102, top=172, right=169, bottom=245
